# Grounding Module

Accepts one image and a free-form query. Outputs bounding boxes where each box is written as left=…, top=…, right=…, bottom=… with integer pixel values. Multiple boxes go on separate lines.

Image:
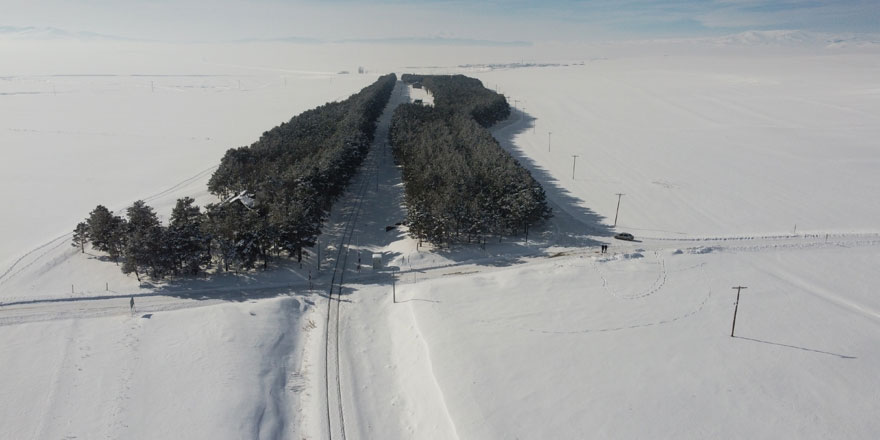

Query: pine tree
left=205, top=203, right=239, bottom=272
left=72, top=221, right=90, bottom=253
left=168, top=197, right=211, bottom=275
left=87, top=205, right=126, bottom=263
left=121, top=200, right=166, bottom=281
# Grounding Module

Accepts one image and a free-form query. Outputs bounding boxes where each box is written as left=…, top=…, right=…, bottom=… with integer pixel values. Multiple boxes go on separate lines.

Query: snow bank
left=0, top=295, right=313, bottom=439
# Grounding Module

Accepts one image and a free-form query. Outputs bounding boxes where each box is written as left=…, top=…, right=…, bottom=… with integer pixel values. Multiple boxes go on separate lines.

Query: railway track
left=323, top=134, right=384, bottom=440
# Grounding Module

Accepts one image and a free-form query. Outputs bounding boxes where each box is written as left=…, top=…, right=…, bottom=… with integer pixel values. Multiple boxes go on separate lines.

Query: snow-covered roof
left=223, top=190, right=256, bottom=209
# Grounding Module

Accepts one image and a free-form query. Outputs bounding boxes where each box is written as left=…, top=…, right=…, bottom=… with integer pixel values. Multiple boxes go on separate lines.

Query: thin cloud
left=2, top=0, right=878, bottom=42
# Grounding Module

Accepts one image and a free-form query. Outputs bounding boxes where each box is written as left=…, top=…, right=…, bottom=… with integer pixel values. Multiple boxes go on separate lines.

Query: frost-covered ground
left=2, top=35, right=879, bottom=439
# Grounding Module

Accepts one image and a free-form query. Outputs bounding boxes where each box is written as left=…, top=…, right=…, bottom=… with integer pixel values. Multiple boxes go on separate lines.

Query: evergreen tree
left=121, top=200, right=166, bottom=281
left=87, top=205, right=126, bottom=262
left=168, top=197, right=211, bottom=275
left=204, top=202, right=240, bottom=272
left=72, top=221, right=90, bottom=253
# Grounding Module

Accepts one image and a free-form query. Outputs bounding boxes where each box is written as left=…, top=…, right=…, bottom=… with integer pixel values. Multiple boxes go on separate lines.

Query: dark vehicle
left=614, top=232, right=635, bottom=241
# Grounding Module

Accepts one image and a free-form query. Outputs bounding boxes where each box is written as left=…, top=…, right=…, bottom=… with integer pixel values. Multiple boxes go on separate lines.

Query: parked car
left=614, top=232, right=635, bottom=241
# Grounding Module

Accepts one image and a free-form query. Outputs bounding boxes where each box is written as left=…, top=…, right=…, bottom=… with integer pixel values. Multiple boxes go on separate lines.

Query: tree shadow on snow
left=146, top=258, right=323, bottom=303
left=491, top=110, right=615, bottom=248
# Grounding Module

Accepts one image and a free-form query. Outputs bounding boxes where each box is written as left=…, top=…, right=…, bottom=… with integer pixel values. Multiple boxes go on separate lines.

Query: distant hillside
left=0, top=26, right=134, bottom=41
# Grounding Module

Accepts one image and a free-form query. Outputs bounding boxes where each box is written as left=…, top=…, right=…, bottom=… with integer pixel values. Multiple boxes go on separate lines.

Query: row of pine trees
left=73, top=74, right=397, bottom=280
left=390, top=75, right=551, bottom=245
left=73, top=199, right=209, bottom=281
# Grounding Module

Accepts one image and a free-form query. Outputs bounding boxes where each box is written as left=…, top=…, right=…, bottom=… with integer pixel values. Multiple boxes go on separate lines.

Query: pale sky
left=2, top=0, right=879, bottom=43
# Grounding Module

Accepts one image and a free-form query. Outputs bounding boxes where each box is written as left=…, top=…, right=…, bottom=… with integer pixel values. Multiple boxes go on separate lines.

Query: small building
left=372, top=254, right=382, bottom=270
left=223, top=190, right=256, bottom=210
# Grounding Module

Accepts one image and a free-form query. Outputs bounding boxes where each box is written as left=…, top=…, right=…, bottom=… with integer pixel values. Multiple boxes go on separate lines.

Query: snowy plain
left=2, top=34, right=880, bottom=439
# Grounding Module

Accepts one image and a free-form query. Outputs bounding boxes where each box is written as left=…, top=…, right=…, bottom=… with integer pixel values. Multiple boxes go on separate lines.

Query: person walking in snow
left=130, top=296, right=135, bottom=313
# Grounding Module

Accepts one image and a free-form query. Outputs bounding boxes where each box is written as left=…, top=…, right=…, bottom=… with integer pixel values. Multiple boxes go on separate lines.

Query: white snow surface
left=2, top=37, right=880, bottom=439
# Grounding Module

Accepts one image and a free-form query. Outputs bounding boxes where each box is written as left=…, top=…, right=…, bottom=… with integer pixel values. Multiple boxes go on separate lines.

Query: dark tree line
left=74, top=74, right=397, bottom=280
left=390, top=75, right=551, bottom=246
left=401, top=74, right=510, bottom=126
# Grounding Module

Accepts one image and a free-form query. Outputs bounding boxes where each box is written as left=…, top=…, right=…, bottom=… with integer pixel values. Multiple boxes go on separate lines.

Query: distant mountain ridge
left=0, top=25, right=134, bottom=41
left=0, top=25, right=530, bottom=46
left=707, top=30, right=880, bottom=48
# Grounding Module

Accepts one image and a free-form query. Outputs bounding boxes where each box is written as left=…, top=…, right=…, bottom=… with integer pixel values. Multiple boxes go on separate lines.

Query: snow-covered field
left=471, top=53, right=880, bottom=238
left=2, top=35, right=879, bottom=439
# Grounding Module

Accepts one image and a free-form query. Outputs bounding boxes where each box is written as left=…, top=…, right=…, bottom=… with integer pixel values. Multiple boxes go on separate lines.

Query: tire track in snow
left=520, top=263, right=712, bottom=335
left=0, top=233, right=71, bottom=288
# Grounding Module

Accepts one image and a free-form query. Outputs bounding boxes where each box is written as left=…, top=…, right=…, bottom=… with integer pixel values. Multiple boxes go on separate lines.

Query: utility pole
left=571, top=155, right=579, bottom=179
left=613, top=193, right=625, bottom=227
left=513, top=99, right=519, bottom=111
left=392, top=269, right=397, bottom=303
left=731, top=286, right=747, bottom=337
left=548, top=131, right=552, bottom=152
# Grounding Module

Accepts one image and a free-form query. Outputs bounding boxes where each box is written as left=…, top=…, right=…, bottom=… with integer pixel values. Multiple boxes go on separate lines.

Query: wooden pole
left=613, top=193, right=625, bottom=227
left=731, top=286, right=747, bottom=337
